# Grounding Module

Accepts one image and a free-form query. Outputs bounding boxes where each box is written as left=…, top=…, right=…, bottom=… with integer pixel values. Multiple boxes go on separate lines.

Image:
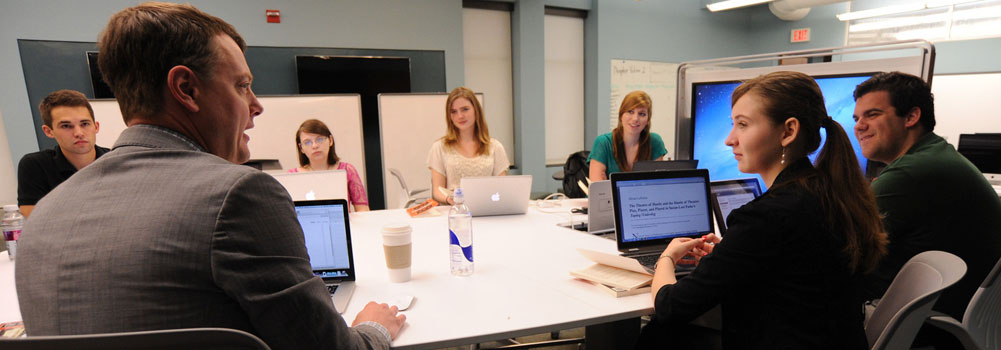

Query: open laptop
left=272, top=170, right=348, bottom=201
left=607, top=169, right=715, bottom=274
left=631, top=160, right=699, bottom=172
left=562, top=180, right=615, bottom=236
left=294, top=199, right=356, bottom=313
left=459, top=175, right=532, bottom=216
left=709, top=178, right=762, bottom=235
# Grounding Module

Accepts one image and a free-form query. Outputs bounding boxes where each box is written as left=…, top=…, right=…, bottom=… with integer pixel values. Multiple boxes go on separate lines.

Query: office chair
left=388, top=168, right=429, bottom=208
left=0, top=327, right=271, bottom=350
left=866, top=250, right=967, bottom=350
left=925, top=256, right=1001, bottom=350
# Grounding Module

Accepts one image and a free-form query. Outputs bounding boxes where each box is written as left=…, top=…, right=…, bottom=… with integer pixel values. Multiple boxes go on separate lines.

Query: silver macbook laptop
left=562, top=180, right=615, bottom=236
left=587, top=180, right=615, bottom=235
left=459, top=175, right=532, bottom=216
left=294, top=199, right=356, bottom=313
left=710, top=178, right=762, bottom=235
left=272, top=170, right=348, bottom=201
left=610, top=169, right=715, bottom=274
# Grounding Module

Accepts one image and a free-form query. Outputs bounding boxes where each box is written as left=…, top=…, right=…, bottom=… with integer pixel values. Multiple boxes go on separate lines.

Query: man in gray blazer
left=15, top=3, right=405, bottom=349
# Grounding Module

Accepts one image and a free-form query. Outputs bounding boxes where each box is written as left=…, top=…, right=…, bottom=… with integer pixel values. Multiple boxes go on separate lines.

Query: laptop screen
left=294, top=199, right=355, bottom=281
left=610, top=169, right=714, bottom=249
left=710, top=178, right=762, bottom=233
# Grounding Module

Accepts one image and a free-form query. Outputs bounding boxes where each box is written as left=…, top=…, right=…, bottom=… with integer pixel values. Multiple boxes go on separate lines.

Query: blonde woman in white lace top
left=427, top=87, right=509, bottom=205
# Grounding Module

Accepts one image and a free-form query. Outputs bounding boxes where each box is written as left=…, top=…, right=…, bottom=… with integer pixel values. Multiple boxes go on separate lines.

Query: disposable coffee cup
left=382, top=223, right=412, bottom=283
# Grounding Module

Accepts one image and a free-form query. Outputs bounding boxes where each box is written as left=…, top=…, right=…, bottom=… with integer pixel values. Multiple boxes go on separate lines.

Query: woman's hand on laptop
left=687, top=234, right=719, bottom=266
left=661, top=238, right=705, bottom=268
left=353, top=301, right=408, bottom=339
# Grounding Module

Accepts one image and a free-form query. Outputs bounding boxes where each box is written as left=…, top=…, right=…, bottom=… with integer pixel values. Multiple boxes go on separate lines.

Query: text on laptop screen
left=692, top=74, right=873, bottom=190
left=712, top=180, right=761, bottom=223
left=296, top=204, right=351, bottom=278
left=615, top=177, right=712, bottom=243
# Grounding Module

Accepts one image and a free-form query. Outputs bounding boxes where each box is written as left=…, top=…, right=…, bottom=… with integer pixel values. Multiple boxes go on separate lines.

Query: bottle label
left=3, top=229, right=20, bottom=241
left=449, top=230, right=473, bottom=262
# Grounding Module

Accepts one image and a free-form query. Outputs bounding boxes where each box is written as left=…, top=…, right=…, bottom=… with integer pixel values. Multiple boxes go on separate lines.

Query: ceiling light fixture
left=838, top=0, right=985, bottom=21
left=837, top=3, right=926, bottom=21
left=926, top=0, right=981, bottom=8
left=706, top=0, right=776, bottom=12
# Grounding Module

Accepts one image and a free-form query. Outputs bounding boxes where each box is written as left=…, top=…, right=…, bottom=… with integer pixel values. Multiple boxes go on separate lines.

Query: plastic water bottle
left=449, top=188, right=473, bottom=276
left=2, top=205, right=24, bottom=261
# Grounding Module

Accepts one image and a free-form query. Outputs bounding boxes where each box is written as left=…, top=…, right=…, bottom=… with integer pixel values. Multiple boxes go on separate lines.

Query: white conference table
left=342, top=203, right=653, bottom=349
left=0, top=251, right=18, bottom=324
left=0, top=202, right=655, bottom=349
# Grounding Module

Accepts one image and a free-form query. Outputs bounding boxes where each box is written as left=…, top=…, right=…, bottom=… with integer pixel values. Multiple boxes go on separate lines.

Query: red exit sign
left=791, top=28, right=811, bottom=43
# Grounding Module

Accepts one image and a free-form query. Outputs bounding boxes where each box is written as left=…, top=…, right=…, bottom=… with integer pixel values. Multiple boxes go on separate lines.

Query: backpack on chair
left=562, top=150, right=590, bottom=198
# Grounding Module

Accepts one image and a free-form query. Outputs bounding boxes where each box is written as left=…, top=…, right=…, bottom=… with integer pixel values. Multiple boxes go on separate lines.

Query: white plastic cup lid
left=382, top=223, right=411, bottom=234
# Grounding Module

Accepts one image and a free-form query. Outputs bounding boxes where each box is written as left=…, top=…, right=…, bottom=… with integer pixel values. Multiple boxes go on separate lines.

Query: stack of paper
left=570, top=263, right=652, bottom=297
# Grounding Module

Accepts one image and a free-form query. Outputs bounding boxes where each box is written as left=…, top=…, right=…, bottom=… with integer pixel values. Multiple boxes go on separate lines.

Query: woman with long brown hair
left=426, top=87, right=509, bottom=205
left=290, top=119, right=369, bottom=212
left=588, top=90, right=667, bottom=181
left=640, top=72, right=887, bottom=349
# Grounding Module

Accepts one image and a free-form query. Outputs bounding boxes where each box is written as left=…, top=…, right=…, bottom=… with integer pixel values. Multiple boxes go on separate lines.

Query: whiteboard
left=91, top=94, right=366, bottom=187
left=930, top=72, right=1001, bottom=145
left=379, top=93, right=484, bottom=209
left=610, top=59, right=679, bottom=159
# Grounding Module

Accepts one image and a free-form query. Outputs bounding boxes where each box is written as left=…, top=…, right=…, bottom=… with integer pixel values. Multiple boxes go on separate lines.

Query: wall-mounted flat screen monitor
left=691, top=73, right=873, bottom=190
left=676, top=55, right=930, bottom=191
left=296, top=55, right=411, bottom=94
left=87, top=51, right=115, bottom=99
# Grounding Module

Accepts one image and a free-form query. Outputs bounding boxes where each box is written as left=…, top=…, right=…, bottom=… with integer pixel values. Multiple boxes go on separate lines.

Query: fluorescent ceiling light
left=706, top=0, right=775, bottom=12
left=848, top=13, right=949, bottom=32
left=837, top=3, right=927, bottom=21
left=838, top=0, right=987, bottom=21
left=926, top=0, right=980, bottom=8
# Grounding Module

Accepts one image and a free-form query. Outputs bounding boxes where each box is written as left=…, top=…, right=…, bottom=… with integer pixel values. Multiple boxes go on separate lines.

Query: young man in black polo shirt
left=17, top=90, right=110, bottom=217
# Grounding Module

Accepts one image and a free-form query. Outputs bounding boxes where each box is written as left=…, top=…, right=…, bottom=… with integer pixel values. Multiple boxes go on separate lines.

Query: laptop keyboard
left=326, top=284, right=338, bottom=295
left=635, top=254, right=660, bottom=270
left=635, top=254, right=695, bottom=274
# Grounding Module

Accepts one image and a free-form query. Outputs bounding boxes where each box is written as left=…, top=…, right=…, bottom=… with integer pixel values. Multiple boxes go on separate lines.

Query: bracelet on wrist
left=656, top=255, right=675, bottom=270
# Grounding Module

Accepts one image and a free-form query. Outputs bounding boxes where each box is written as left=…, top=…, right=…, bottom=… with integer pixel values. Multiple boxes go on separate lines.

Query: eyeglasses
left=300, top=136, right=329, bottom=148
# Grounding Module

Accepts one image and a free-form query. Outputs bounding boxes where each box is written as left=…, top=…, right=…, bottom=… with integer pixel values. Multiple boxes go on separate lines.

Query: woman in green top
left=588, top=90, right=667, bottom=181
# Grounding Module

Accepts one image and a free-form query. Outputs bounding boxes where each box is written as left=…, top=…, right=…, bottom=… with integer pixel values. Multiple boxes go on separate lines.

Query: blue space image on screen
left=693, top=74, right=872, bottom=190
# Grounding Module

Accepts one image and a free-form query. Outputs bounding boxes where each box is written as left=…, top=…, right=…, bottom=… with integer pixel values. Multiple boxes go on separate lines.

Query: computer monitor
left=691, top=73, right=873, bottom=190
left=958, top=133, right=1001, bottom=184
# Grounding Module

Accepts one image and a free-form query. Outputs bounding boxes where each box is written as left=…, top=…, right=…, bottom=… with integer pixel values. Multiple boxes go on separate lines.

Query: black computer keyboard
left=635, top=254, right=660, bottom=270
left=635, top=254, right=695, bottom=274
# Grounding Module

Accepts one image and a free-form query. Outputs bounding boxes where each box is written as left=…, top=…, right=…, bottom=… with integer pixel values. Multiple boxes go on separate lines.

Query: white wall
left=0, top=0, right=464, bottom=172
left=544, top=14, right=585, bottom=165
left=463, top=8, right=514, bottom=163
left=0, top=109, right=17, bottom=206
left=931, top=73, right=1001, bottom=145
left=91, top=96, right=367, bottom=181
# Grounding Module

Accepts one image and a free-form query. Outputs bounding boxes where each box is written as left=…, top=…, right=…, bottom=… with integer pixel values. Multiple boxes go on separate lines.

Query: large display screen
left=691, top=74, right=873, bottom=190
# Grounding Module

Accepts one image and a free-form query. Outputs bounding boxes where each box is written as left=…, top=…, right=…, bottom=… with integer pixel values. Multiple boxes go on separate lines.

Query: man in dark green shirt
left=853, top=72, right=1001, bottom=323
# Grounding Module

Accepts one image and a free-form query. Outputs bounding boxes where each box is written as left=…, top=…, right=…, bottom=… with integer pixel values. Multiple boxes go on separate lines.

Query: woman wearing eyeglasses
left=290, top=119, right=370, bottom=212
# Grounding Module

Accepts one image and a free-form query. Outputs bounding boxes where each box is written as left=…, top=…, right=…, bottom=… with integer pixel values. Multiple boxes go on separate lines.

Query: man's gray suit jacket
left=16, top=125, right=389, bottom=350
